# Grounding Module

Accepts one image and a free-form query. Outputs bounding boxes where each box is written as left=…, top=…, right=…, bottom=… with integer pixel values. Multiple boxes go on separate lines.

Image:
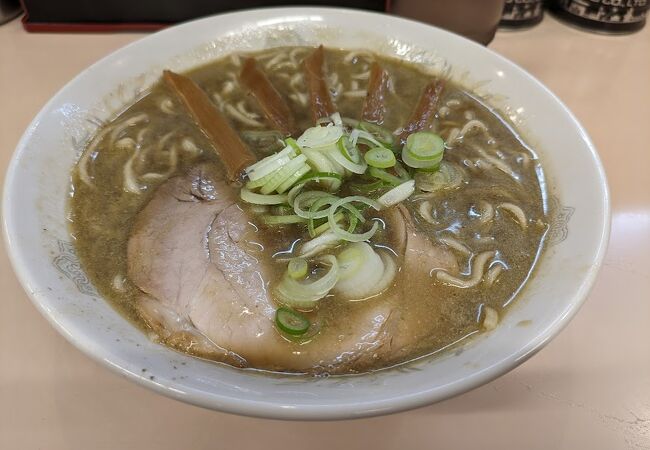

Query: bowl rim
left=2, top=6, right=611, bottom=420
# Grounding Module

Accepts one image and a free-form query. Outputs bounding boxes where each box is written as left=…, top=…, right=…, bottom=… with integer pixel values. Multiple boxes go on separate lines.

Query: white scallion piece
left=377, top=180, right=415, bottom=207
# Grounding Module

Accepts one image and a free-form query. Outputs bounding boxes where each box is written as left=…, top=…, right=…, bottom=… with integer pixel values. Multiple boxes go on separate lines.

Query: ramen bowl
left=2, top=7, right=609, bottom=419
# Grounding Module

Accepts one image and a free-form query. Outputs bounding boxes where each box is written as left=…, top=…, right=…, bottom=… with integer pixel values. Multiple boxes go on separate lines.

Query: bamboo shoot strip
left=240, top=58, right=298, bottom=137
left=361, top=62, right=390, bottom=124
left=162, top=70, right=256, bottom=181
left=397, top=79, right=445, bottom=144
left=303, top=45, right=336, bottom=122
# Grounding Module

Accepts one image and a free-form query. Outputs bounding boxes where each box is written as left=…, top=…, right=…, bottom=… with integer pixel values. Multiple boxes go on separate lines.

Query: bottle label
left=502, top=0, right=544, bottom=22
left=558, top=0, right=648, bottom=24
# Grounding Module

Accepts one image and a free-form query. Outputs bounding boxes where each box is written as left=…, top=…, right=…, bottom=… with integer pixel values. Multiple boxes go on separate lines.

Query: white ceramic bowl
left=2, top=7, right=609, bottom=420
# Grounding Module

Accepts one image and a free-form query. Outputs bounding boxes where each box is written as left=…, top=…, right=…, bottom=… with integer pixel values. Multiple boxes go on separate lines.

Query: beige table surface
left=1, top=13, right=649, bottom=450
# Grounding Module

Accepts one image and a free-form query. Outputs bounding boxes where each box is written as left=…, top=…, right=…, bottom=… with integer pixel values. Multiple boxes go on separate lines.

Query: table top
left=1, top=13, right=649, bottom=450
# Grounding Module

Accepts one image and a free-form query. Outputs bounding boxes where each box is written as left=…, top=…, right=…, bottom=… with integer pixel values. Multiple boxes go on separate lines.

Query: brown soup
left=69, top=47, right=548, bottom=374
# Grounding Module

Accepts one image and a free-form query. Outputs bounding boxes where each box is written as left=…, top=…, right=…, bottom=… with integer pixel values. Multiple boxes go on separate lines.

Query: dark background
left=23, top=0, right=387, bottom=24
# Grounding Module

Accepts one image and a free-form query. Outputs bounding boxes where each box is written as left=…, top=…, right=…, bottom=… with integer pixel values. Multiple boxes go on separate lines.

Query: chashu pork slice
left=127, top=166, right=396, bottom=373
left=380, top=205, right=460, bottom=363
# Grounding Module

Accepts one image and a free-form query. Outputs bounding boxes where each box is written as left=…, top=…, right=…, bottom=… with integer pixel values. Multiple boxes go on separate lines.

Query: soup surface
left=69, top=46, right=548, bottom=374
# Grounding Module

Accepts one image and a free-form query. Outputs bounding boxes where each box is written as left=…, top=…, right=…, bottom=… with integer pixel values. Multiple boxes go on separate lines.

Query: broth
left=69, top=47, right=548, bottom=374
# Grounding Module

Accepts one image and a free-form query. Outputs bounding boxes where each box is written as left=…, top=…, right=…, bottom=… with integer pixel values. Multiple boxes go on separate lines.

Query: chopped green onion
left=298, top=171, right=342, bottom=185
left=308, top=196, right=339, bottom=237
left=330, top=112, right=343, bottom=127
left=274, top=255, right=339, bottom=309
left=377, top=180, right=415, bottom=207
left=246, top=170, right=276, bottom=190
left=394, top=160, right=411, bottom=180
left=364, top=147, right=396, bottom=169
left=240, top=188, right=288, bottom=205
left=288, top=258, right=308, bottom=279
left=349, top=179, right=385, bottom=194
left=337, top=244, right=366, bottom=281
left=287, top=183, right=305, bottom=206
left=262, top=215, right=306, bottom=225
left=351, top=129, right=386, bottom=149
left=414, top=161, right=464, bottom=192
left=302, top=148, right=341, bottom=179
left=260, top=154, right=308, bottom=194
left=294, top=191, right=338, bottom=219
left=346, top=212, right=359, bottom=233
left=312, top=211, right=345, bottom=236
left=311, top=208, right=360, bottom=237
left=327, top=157, right=349, bottom=178
left=245, top=146, right=295, bottom=181
left=337, top=135, right=363, bottom=164
left=359, top=122, right=395, bottom=147
left=402, top=131, right=445, bottom=169
left=327, top=196, right=382, bottom=242
left=368, top=166, right=404, bottom=187
left=286, top=172, right=342, bottom=199
left=416, top=161, right=441, bottom=173
left=276, top=164, right=311, bottom=194
left=299, top=231, right=342, bottom=258
left=335, top=241, right=383, bottom=287
left=328, top=141, right=367, bottom=174
left=285, top=137, right=302, bottom=154
left=333, top=242, right=394, bottom=300
left=405, top=132, right=445, bottom=160
left=330, top=218, right=379, bottom=243
left=297, top=125, right=344, bottom=149
left=310, top=216, right=328, bottom=237
left=275, top=307, right=310, bottom=336
left=339, top=202, right=365, bottom=223
left=245, top=146, right=310, bottom=194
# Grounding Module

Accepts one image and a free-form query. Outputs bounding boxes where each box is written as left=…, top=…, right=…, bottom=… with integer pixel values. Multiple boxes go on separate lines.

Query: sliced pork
left=128, top=166, right=400, bottom=373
